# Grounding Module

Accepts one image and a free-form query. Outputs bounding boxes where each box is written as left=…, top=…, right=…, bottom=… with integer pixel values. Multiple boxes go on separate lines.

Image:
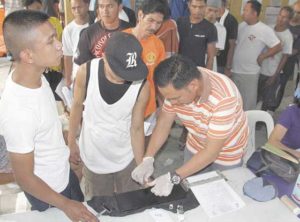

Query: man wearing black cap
left=68, top=32, right=150, bottom=198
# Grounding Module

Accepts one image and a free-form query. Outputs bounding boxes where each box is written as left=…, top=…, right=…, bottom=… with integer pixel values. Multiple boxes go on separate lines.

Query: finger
left=147, top=179, right=156, bottom=187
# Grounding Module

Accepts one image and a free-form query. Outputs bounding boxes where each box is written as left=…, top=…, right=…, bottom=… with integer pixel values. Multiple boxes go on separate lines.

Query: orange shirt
left=124, top=28, right=165, bottom=117
left=163, top=67, right=249, bottom=165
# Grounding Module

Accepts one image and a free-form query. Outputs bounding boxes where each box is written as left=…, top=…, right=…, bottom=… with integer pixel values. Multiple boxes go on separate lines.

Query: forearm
left=273, top=55, right=288, bottom=76
left=176, top=149, right=218, bottom=179
left=268, top=138, right=300, bottom=158
left=131, top=127, right=145, bottom=165
left=259, top=44, right=281, bottom=61
left=225, top=40, right=235, bottom=69
left=16, top=174, right=68, bottom=210
left=63, top=56, right=73, bottom=85
left=206, top=56, right=214, bottom=70
left=0, top=173, right=15, bottom=185
left=68, top=103, right=83, bottom=145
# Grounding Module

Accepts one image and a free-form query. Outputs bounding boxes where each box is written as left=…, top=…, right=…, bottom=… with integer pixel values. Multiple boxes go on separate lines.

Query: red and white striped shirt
left=163, top=67, right=249, bottom=165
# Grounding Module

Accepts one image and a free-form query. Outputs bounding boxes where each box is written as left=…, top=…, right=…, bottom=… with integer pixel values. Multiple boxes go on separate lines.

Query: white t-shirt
left=62, top=20, right=89, bottom=79
left=0, top=74, right=70, bottom=193
left=232, top=21, right=280, bottom=75
left=260, top=28, right=293, bottom=76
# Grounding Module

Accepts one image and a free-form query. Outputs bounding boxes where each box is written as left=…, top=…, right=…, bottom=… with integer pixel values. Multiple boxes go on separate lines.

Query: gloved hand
left=131, top=157, right=154, bottom=185
left=148, top=172, right=174, bottom=197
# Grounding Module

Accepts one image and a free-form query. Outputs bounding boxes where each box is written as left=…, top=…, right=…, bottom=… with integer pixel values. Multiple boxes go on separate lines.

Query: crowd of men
left=0, top=0, right=300, bottom=221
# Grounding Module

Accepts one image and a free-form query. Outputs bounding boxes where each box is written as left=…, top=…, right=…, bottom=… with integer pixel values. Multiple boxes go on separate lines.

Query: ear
left=137, top=10, right=144, bottom=22
left=188, top=78, right=200, bottom=91
left=19, top=48, right=34, bottom=64
left=118, top=3, right=123, bottom=13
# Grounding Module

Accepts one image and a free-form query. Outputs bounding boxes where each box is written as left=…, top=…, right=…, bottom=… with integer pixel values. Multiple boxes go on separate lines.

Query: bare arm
left=206, top=42, right=216, bottom=70
left=257, top=43, right=282, bottom=66
left=131, top=82, right=150, bottom=165
left=67, top=64, right=87, bottom=165
left=0, top=173, right=14, bottom=185
left=176, top=137, right=227, bottom=179
left=145, top=110, right=176, bottom=157
left=9, top=152, right=97, bottom=222
left=268, top=124, right=300, bottom=158
left=63, top=55, right=73, bottom=87
left=224, top=39, right=236, bottom=77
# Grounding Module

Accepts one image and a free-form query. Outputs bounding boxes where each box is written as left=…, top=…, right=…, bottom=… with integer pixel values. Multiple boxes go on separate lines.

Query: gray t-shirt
left=0, top=135, right=11, bottom=173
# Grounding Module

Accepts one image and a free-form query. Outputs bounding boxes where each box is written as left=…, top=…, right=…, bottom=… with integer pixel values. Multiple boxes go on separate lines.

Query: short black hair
left=281, top=6, right=294, bottom=20
left=97, top=0, right=122, bottom=5
left=154, top=54, right=201, bottom=90
left=139, top=0, right=169, bottom=19
left=23, top=0, right=42, bottom=8
left=3, top=10, right=49, bottom=61
left=247, top=0, right=262, bottom=17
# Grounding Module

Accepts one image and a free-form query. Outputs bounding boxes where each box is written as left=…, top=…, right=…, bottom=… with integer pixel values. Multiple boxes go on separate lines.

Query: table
left=1, top=167, right=299, bottom=222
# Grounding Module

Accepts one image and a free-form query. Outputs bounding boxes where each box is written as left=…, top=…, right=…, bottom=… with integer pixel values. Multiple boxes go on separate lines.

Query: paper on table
left=148, top=209, right=174, bottom=222
left=188, top=178, right=245, bottom=218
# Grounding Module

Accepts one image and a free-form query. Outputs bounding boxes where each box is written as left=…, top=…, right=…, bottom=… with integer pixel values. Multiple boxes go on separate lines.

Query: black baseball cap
left=105, top=32, right=148, bottom=82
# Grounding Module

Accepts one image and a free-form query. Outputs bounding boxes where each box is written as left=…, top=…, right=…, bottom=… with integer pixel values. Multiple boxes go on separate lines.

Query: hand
left=224, top=67, right=232, bottom=77
left=266, top=75, right=277, bottom=86
left=148, top=173, right=174, bottom=197
left=62, top=200, right=99, bottom=222
left=294, top=87, right=300, bottom=99
left=257, top=54, right=265, bottom=66
left=69, top=141, right=81, bottom=165
left=65, top=78, right=73, bottom=88
left=131, top=157, right=154, bottom=185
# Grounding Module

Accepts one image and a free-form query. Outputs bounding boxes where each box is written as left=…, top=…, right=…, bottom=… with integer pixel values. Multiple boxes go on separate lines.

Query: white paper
left=144, top=109, right=159, bottom=136
left=55, top=78, right=73, bottom=110
left=148, top=209, right=174, bottom=222
left=189, top=179, right=245, bottom=218
left=186, top=171, right=219, bottom=183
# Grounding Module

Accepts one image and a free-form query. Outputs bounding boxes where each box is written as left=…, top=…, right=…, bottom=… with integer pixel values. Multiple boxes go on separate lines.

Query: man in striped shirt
left=132, top=55, right=249, bottom=196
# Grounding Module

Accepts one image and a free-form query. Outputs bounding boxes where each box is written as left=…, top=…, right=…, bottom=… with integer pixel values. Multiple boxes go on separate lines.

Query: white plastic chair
left=243, top=110, right=274, bottom=165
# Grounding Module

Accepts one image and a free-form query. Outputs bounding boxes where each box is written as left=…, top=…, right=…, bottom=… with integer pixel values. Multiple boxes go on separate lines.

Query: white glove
left=148, top=172, right=174, bottom=197
left=131, top=157, right=154, bottom=185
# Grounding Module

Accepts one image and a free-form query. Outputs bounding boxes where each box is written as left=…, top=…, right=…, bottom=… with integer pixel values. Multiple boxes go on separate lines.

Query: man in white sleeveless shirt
left=68, top=32, right=150, bottom=198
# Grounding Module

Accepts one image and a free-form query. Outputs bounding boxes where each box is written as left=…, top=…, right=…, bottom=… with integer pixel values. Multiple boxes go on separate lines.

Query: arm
left=63, top=56, right=73, bottom=87
left=257, top=43, right=282, bottom=66
left=67, top=64, right=87, bottom=165
left=268, top=124, right=300, bottom=158
left=9, top=152, right=97, bottom=222
left=206, top=42, right=216, bottom=70
left=0, top=173, right=14, bottom=185
left=131, top=82, right=150, bottom=165
left=224, top=39, right=236, bottom=77
left=145, top=109, right=176, bottom=157
left=176, top=137, right=227, bottom=179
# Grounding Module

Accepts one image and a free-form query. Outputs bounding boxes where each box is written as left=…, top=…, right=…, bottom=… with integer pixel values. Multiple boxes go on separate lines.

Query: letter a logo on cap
left=126, top=52, right=137, bottom=68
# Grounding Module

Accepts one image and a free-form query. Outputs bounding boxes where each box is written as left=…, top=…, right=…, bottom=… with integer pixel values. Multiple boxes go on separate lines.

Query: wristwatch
left=170, top=172, right=181, bottom=185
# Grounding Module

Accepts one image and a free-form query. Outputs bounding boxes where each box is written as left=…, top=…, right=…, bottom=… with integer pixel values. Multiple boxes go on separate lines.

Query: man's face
left=242, top=3, right=256, bottom=23
left=137, top=11, right=164, bottom=37
left=276, top=9, right=291, bottom=27
left=27, top=2, right=43, bottom=11
left=71, top=0, right=89, bottom=20
left=29, top=22, right=63, bottom=68
left=205, top=6, right=219, bottom=23
left=97, top=0, right=121, bottom=24
left=159, top=82, right=199, bottom=106
left=188, top=0, right=206, bottom=22
left=293, top=4, right=300, bottom=21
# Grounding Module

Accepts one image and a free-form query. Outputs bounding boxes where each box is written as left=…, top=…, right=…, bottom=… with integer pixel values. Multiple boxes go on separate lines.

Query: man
left=231, top=0, right=281, bottom=111
left=217, top=0, right=238, bottom=76
left=68, top=32, right=150, bottom=198
left=177, top=0, right=217, bottom=70
left=279, top=1, right=300, bottom=110
left=205, top=0, right=226, bottom=72
left=132, top=55, right=248, bottom=196
left=169, top=0, right=189, bottom=20
left=74, top=0, right=132, bottom=66
left=124, top=0, right=166, bottom=117
left=0, top=10, right=97, bottom=222
left=62, top=0, right=89, bottom=87
left=258, top=6, right=293, bottom=113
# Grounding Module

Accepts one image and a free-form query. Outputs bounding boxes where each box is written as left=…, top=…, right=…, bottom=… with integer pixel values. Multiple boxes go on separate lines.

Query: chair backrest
left=243, top=110, right=274, bottom=165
